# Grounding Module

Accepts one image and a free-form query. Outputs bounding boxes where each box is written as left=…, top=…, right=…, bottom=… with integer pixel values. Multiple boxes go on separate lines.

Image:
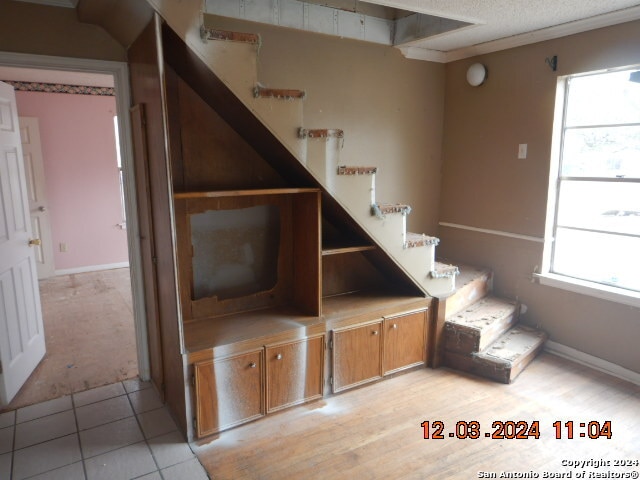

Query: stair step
left=372, top=203, right=411, bottom=217
left=445, top=325, right=548, bottom=383
left=337, top=166, right=377, bottom=175
left=253, top=84, right=306, bottom=100
left=200, top=26, right=261, bottom=45
left=445, top=264, right=493, bottom=316
left=405, top=232, right=440, bottom=248
left=444, top=296, right=519, bottom=355
left=298, top=128, right=344, bottom=139
left=430, top=262, right=459, bottom=278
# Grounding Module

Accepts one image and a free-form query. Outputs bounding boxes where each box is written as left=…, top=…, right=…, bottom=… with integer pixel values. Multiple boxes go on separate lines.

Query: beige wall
left=205, top=16, right=446, bottom=236
left=0, top=0, right=125, bottom=61
left=439, top=20, right=640, bottom=373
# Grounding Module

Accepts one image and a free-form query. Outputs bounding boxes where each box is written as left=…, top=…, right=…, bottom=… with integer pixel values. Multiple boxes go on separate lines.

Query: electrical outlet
left=59, top=242, right=68, bottom=252
left=518, top=144, right=528, bottom=159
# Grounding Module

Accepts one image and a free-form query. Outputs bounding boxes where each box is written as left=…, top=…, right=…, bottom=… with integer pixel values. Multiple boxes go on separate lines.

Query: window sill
left=535, top=272, right=640, bottom=309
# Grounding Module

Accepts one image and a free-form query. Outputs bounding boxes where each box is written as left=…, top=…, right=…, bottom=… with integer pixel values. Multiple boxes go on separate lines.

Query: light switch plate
left=518, top=144, right=528, bottom=159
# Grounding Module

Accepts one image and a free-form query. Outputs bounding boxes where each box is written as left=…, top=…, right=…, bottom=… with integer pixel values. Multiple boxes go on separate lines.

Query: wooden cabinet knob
left=276, top=353, right=283, bottom=360
left=249, top=362, right=257, bottom=368
left=392, top=323, right=398, bottom=329
left=372, top=330, right=379, bottom=335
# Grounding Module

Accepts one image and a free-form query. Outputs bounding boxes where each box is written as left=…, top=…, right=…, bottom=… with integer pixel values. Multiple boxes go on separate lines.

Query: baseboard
left=544, top=340, right=640, bottom=386
left=55, top=262, right=130, bottom=276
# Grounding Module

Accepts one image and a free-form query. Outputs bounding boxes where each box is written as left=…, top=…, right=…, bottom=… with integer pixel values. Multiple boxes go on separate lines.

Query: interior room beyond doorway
left=0, top=65, right=139, bottom=410
left=5, top=268, right=138, bottom=410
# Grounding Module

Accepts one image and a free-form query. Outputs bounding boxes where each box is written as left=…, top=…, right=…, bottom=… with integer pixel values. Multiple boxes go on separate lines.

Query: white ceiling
left=362, top=0, right=640, bottom=61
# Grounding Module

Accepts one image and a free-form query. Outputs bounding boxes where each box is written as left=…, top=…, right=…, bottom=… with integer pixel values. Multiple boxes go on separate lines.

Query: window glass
left=553, top=228, right=640, bottom=291
left=561, top=126, right=640, bottom=178
left=565, top=71, right=640, bottom=127
left=556, top=181, right=640, bottom=236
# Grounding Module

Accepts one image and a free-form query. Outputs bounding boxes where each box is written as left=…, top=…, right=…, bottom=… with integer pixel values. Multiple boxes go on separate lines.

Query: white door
left=20, top=117, right=55, bottom=279
left=0, top=81, right=46, bottom=407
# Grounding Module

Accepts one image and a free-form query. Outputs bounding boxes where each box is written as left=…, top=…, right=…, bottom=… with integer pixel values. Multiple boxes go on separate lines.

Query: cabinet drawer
left=332, top=321, right=383, bottom=393
left=383, top=310, right=427, bottom=375
left=266, top=335, right=324, bottom=413
left=194, top=350, right=264, bottom=437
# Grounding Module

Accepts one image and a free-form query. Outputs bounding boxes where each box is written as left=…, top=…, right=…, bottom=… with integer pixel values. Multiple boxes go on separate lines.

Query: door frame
left=0, top=50, right=151, bottom=381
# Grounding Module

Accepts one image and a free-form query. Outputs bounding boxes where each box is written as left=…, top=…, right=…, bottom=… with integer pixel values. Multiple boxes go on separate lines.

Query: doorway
left=0, top=54, right=149, bottom=410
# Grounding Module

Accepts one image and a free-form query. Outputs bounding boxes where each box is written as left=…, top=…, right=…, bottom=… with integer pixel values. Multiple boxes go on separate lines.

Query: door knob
left=38, top=206, right=46, bottom=212
left=28, top=238, right=41, bottom=247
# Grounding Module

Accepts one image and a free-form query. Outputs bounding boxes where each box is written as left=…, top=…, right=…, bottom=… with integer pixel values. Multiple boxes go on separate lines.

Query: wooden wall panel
left=128, top=15, right=186, bottom=434
left=175, top=78, right=287, bottom=192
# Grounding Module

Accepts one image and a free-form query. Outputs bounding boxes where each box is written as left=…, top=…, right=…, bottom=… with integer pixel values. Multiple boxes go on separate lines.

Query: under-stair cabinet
left=128, top=16, right=432, bottom=441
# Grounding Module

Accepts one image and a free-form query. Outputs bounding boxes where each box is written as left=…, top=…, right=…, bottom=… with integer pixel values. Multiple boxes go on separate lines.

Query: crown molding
left=397, top=46, right=447, bottom=63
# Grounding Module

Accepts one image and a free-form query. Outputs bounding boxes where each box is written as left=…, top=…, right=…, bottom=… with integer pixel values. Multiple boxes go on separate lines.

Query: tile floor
left=0, top=379, right=210, bottom=480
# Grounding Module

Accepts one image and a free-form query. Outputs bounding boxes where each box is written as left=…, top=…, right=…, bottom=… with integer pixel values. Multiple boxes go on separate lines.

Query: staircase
left=439, top=265, right=548, bottom=383
left=138, top=3, right=548, bottom=382
left=145, top=0, right=458, bottom=298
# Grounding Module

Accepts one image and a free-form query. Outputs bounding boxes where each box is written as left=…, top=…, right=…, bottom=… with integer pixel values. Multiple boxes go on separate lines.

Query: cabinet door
left=266, top=336, right=324, bottom=413
left=332, top=321, right=382, bottom=393
left=383, top=310, right=427, bottom=375
left=194, top=350, right=264, bottom=437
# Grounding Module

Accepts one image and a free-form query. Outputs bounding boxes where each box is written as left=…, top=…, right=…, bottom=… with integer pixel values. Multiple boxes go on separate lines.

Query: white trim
left=535, top=272, right=640, bottom=309
left=542, top=76, right=569, bottom=274
left=55, top=262, right=130, bottom=276
left=545, top=340, right=640, bottom=386
left=439, top=222, right=544, bottom=243
left=0, top=51, right=151, bottom=382
left=397, top=46, right=446, bottom=63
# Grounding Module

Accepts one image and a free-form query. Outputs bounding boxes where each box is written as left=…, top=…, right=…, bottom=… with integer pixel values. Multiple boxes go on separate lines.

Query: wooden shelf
left=321, top=244, right=376, bottom=256
left=184, top=306, right=324, bottom=362
left=322, top=290, right=430, bottom=330
left=174, top=188, right=320, bottom=199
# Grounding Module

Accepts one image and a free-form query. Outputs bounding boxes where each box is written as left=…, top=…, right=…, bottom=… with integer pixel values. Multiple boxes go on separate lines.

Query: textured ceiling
left=13, top=0, right=640, bottom=62
left=363, top=0, right=640, bottom=52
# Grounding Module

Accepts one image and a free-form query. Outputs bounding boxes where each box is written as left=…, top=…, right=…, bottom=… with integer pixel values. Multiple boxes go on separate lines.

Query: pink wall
left=16, top=91, right=129, bottom=271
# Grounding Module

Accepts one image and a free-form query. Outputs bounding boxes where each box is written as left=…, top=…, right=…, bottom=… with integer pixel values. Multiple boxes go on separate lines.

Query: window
left=544, top=68, right=640, bottom=295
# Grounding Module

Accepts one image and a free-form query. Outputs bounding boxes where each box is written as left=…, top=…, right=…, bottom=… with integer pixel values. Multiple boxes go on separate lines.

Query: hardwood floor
left=193, top=353, right=640, bottom=479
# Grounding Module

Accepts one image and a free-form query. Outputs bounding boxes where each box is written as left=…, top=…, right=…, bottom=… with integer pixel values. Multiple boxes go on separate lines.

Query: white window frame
left=539, top=67, right=640, bottom=309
